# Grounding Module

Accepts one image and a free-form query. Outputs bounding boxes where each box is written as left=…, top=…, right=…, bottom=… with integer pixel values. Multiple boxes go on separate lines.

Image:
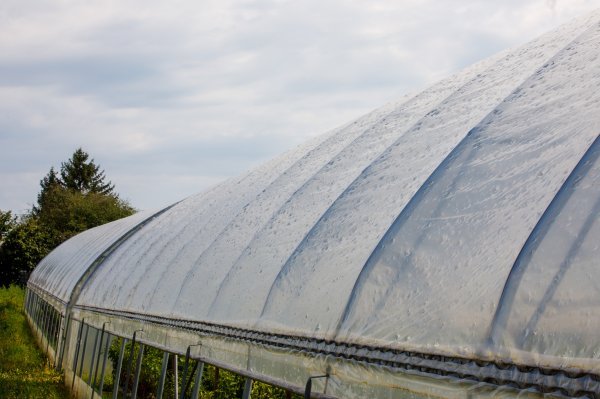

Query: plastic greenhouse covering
left=27, top=10, right=600, bottom=399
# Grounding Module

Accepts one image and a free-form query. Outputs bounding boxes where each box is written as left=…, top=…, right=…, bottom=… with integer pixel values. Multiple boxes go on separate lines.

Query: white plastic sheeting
left=338, top=22, right=600, bottom=362
left=491, top=136, right=600, bottom=366
left=32, top=10, right=600, bottom=383
left=28, top=210, right=157, bottom=303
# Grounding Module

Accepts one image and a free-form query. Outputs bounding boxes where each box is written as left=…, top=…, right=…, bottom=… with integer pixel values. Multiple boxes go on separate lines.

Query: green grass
left=0, top=285, right=69, bottom=399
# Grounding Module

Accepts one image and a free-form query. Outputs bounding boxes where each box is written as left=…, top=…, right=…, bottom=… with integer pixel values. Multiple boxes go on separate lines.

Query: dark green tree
left=0, top=148, right=135, bottom=286
left=0, top=210, right=16, bottom=243
left=0, top=216, right=54, bottom=286
left=33, top=167, right=61, bottom=215
left=59, top=148, right=115, bottom=195
left=36, top=186, right=134, bottom=243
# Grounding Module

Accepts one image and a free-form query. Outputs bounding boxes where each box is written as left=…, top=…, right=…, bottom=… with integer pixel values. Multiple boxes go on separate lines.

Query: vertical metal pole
left=122, top=331, right=140, bottom=398
left=39, top=297, right=45, bottom=333
left=53, top=314, right=64, bottom=369
left=52, top=311, right=59, bottom=349
left=78, top=324, right=90, bottom=378
left=36, top=296, right=42, bottom=334
left=88, top=327, right=100, bottom=386
left=131, top=344, right=144, bottom=399
left=179, top=347, right=192, bottom=399
left=35, top=296, right=42, bottom=334
left=48, top=309, right=57, bottom=366
left=173, top=355, right=179, bottom=399
left=44, top=304, right=52, bottom=357
left=48, top=309, right=55, bottom=349
left=92, top=323, right=108, bottom=396
left=190, top=362, right=205, bottom=399
left=57, top=313, right=71, bottom=371
left=49, top=307, right=55, bottom=346
left=71, top=319, right=85, bottom=390
left=39, top=298, right=45, bottom=334
left=98, top=334, right=111, bottom=398
left=112, top=338, right=127, bottom=399
left=40, top=301, right=46, bottom=334
left=242, top=378, right=253, bottom=399
left=156, top=352, right=169, bottom=399
left=31, top=295, right=37, bottom=328
left=40, top=301, right=47, bottom=339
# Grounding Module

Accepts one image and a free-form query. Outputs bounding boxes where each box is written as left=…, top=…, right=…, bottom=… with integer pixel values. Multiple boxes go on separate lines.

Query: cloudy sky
left=1, top=0, right=600, bottom=213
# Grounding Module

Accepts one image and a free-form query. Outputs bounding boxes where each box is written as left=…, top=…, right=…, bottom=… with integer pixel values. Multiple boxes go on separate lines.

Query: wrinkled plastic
left=28, top=210, right=156, bottom=303
left=30, top=11, right=600, bottom=387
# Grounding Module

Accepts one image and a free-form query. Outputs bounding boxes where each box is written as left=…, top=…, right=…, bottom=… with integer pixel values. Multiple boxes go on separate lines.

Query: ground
left=0, top=285, right=68, bottom=399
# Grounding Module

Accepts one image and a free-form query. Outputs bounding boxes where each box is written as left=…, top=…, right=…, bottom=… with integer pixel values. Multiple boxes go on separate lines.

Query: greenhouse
left=25, top=10, right=600, bottom=399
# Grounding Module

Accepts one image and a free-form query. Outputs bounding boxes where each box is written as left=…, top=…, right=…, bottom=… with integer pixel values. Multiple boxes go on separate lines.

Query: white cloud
left=1, top=0, right=600, bottom=211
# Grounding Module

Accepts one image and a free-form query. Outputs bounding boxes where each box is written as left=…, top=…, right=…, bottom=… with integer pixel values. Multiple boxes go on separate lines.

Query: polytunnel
left=25, top=9, right=600, bottom=399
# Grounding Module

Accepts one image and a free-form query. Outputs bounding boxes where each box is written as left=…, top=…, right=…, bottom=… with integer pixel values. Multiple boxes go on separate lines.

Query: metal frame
left=156, top=352, right=170, bottom=399
left=91, top=322, right=110, bottom=396
left=71, top=319, right=85, bottom=390
left=242, top=377, right=253, bottom=399
left=180, top=344, right=202, bottom=399
left=112, top=338, right=127, bottom=399
left=122, top=329, right=143, bottom=398
left=190, top=361, right=205, bottom=399
left=77, top=323, right=90, bottom=379
left=87, top=325, right=100, bottom=387
left=131, top=343, right=145, bottom=399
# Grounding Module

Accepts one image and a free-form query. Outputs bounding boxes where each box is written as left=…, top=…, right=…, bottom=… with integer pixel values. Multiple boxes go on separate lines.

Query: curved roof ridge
left=148, top=92, right=419, bottom=314
left=203, top=53, right=499, bottom=322
left=488, top=134, right=600, bottom=346
left=336, top=18, right=600, bottom=339
left=334, top=19, right=600, bottom=359
left=82, top=117, right=335, bottom=308
left=255, top=13, right=597, bottom=340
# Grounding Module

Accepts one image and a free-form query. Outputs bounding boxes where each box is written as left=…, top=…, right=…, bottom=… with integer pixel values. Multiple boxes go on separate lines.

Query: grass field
left=0, top=285, right=69, bottom=399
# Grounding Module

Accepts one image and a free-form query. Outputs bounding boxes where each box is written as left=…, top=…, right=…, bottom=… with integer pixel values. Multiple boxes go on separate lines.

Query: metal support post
left=41, top=301, right=47, bottom=337
left=92, top=322, right=109, bottom=397
left=48, top=310, right=55, bottom=349
left=33, top=296, right=41, bottom=334
left=122, top=330, right=143, bottom=398
left=190, top=361, right=205, bottom=399
left=44, top=304, right=52, bottom=359
left=242, top=378, right=253, bottom=399
left=156, top=352, right=169, bottom=399
left=304, top=375, right=329, bottom=399
left=71, top=319, right=85, bottom=390
left=131, top=344, right=145, bottom=399
left=112, top=338, right=127, bottom=399
left=57, top=313, right=71, bottom=371
left=173, top=355, right=179, bottom=399
left=97, top=333, right=112, bottom=398
left=179, top=347, right=192, bottom=399
left=88, top=327, right=100, bottom=387
left=78, top=324, right=90, bottom=378
left=179, top=344, right=201, bottom=399
left=53, top=315, right=64, bottom=369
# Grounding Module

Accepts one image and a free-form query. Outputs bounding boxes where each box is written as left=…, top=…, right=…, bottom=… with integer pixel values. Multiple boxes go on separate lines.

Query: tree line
left=0, top=148, right=135, bottom=286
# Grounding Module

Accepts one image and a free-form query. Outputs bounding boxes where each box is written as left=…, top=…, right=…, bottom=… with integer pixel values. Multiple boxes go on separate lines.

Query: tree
left=33, top=167, right=61, bottom=215
left=0, top=216, right=54, bottom=286
left=0, top=210, right=16, bottom=244
left=59, top=148, right=115, bottom=195
left=0, top=148, right=135, bottom=286
left=36, top=186, right=134, bottom=243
